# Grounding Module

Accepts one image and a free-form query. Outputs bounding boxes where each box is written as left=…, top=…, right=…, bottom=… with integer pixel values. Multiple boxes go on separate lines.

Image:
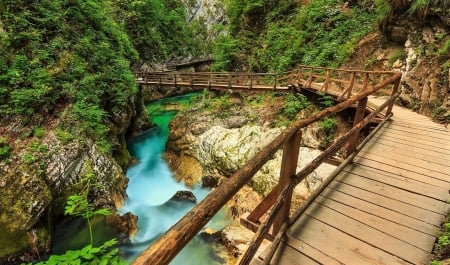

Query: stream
left=118, top=93, right=234, bottom=264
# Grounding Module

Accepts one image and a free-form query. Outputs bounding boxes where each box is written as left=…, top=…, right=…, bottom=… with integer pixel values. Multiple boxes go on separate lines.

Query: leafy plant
left=0, top=137, right=11, bottom=160
left=439, top=39, right=450, bottom=57
left=55, top=129, right=75, bottom=144
left=64, top=195, right=111, bottom=246
left=33, top=127, right=45, bottom=138
left=33, top=239, right=123, bottom=265
left=283, top=93, right=311, bottom=119
left=318, top=93, right=334, bottom=108
left=319, top=116, right=337, bottom=142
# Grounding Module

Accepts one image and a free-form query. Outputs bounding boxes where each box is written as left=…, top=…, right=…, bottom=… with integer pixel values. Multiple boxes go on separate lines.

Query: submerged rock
left=170, top=190, right=197, bottom=203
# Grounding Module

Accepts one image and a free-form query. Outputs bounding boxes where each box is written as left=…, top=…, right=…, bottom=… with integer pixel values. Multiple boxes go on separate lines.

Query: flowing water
left=119, top=93, right=234, bottom=264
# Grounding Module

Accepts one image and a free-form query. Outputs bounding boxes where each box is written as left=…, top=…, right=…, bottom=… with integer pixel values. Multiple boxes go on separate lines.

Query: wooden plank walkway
left=255, top=97, right=450, bottom=265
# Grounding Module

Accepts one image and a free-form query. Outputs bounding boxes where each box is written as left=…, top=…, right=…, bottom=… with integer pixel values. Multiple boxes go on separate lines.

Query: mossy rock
left=0, top=166, right=52, bottom=258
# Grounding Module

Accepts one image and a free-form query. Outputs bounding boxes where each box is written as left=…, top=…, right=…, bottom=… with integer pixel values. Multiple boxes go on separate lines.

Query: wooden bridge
left=133, top=66, right=450, bottom=265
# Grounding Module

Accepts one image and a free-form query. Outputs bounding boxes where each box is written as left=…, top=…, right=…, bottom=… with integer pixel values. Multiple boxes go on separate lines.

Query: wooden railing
left=132, top=67, right=402, bottom=265
left=135, top=66, right=399, bottom=100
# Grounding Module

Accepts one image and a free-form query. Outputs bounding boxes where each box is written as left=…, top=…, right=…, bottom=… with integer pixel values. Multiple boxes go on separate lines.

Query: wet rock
left=170, top=190, right=197, bottom=203
left=107, top=212, right=138, bottom=243
left=202, top=175, right=218, bottom=188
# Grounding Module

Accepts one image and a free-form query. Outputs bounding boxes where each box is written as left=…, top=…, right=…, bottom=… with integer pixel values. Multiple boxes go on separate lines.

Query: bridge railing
left=136, top=67, right=400, bottom=100
left=132, top=68, right=402, bottom=265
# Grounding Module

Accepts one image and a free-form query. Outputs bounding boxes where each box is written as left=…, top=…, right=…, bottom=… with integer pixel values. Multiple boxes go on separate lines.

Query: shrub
left=0, top=137, right=11, bottom=160
left=319, top=116, right=337, bottom=141
left=283, top=93, right=311, bottom=119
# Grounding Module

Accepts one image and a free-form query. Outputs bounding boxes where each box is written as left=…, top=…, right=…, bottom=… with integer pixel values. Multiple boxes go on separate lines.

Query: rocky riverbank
left=165, top=91, right=344, bottom=260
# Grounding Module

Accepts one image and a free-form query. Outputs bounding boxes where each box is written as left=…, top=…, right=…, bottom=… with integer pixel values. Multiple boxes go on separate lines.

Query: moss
left=113, top=134, right=131, bottom=170
left=0, top=227, right=30, bottom=258
left=0, top=165, right=52, bottom=259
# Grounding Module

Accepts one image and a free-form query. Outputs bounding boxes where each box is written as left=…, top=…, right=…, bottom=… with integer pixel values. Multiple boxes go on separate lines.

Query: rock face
left=167, top=93, right=337, bottom=210
left=0, top=88, right=150, bottom=261
left=343, top=13, right=450, bottom=122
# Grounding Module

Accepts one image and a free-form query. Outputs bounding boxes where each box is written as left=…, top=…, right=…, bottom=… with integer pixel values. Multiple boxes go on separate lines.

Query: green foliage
left=33, top=127, right=45, bottom=138
left=432, top=211, right=450, bottom=263
left=212, top=33, right=240, bottom=71
left=439, top=39, right=450, bottom=57
left=32, top=239, right=124, bottom=265
left=283, top=93, right=311, bottom=119
left=0, top=137, right=11, bottom=160
left=55, top=128, right=75, bottom=144
left=220, top=0, right=376, bottom=72
left=318, top=93, right=334, bottom=108
left=111, top=0, right=199, bottom=61
left=64, top=195, right=111, bottom=221
left=29, top=195, right=123, bottom=265
left=319, top=116, right=337, bottom=142
left=0, top=0, right=139, bottom=148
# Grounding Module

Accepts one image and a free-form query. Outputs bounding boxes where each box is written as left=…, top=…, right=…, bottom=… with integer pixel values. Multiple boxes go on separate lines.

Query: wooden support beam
left=385, top=78, right=400, bottom=117
left=238, top=182, right=294, bottom=265
left=346, top=97, right=368, bottom=156
left=273, top=130, right=302, bottom=234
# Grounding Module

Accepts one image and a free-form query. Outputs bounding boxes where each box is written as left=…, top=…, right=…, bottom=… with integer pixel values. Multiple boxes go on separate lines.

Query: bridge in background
left=133, top=66, right=450, bottom=265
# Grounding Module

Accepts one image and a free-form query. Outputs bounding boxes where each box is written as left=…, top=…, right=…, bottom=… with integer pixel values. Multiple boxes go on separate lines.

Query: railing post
left=297, top=66, right=303, bottom=85
left=346, top=96, right=368, bottom=157
left=249, top=74, right=253, bottom=90
left=228, top=74, right=232, bottom=89
left=362, top=72, right=369, bottom=91
left=273, top=74, right=277, bottom=90
left=273, top=130, right=302, bottom=234
left=174, top=73, right=177, bottom=87
left=385, top=77, right=401, bottom=117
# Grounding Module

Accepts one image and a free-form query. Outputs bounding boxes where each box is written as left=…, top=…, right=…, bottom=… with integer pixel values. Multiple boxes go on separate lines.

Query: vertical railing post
left=385, top=77, right=401, bottom=117
left=273, top=130, right=302, bottom=234
left=362, top=72, right=369, bottom=91
left=346, top=96, right=368, bottom=157
left=297, top=66, right=303, bottom=85
left=273, top=74, right=277, bottom=90
left=249, top=74, right=253, bottom=89
left=174, top=73, right=177, bottom=87
left=347, top=71, right=355, bottom=98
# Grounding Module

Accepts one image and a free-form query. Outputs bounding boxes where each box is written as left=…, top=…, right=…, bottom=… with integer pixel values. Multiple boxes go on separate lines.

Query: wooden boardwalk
left=255, top=97, right=450, bottom=265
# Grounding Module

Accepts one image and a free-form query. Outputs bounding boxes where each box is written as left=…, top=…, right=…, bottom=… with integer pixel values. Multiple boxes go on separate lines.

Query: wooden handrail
left=131, top=68, right=401, bottom=265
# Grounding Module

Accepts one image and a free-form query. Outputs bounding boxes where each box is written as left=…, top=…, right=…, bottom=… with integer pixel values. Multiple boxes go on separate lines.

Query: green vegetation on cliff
left=214, top=0, right=377, bottom=72
left=0, top=0, right=203, bottom=261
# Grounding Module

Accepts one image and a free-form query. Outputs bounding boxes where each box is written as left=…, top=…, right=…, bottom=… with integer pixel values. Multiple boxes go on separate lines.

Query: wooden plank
left=354, top=154, right=450, bottom=183
left=335, top=170, right=449, bottom=215
left=343, top=164, right=448, bottom=202
left=367, top=137, right=450, bottom=162
left=322, top=184, right=442, bottom=236
left=353, top=161, right=449, bottom=189
left=314, top=196, right=436, bottom=252
left=268, top=241, right=323, bottom=265
left=303, top=204, right=431, bottom=264
left=390, top=118, right=446, bottom=129
left=354, top=155, right=450, bottom=188
left=375, top=128, right=450, bottom=147
left=390, top=120, right=449, bottom=133
left=379, top=125, right=450, bottom=144
left=370, top=134, right=450, bottom=157
left=281, top=237, right=341, bottom=265
left=364, top=140, right=450, bottom=166
left=384, top=123, right=450, bottom=139
left=372, top=132, right=450, bottom=151
left=289, top=214, right=411, bottom=265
